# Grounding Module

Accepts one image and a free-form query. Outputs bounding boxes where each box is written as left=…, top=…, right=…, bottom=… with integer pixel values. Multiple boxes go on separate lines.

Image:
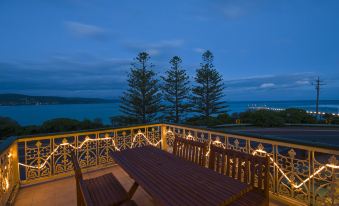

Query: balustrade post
left=311, top=150, right=320, bottom=206
left=273, top=144, right=278, bottom=194
left=95, top=132, right=99, bottom=166
left=161, top=125, right=168, bottom=151
left=12, top=142, right=20, bottom=190
left=307, top=150, right=314, bottom=205
left=246, top=139, right=250, bottom=154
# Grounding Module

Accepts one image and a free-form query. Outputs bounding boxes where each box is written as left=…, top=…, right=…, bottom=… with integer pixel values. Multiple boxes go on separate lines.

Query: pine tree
left=120, top=52, right=161, bottom=123
left=161, top=56, right=190, bottom=123
left=191, top=50, right=227, bottom=122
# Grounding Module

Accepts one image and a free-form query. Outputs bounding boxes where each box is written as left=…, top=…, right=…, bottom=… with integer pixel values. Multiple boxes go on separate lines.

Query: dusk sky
left=1, top=0, right=338, bottom=101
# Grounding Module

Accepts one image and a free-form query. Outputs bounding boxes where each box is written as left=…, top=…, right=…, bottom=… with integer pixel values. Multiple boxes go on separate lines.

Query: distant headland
left=0, top=93, right=116, bottom=106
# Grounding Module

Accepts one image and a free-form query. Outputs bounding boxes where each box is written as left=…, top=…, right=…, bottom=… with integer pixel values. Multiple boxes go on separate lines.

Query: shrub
left=0, top=117, right=22, bottom=139
left=239, top=110, right=285, bottom=127
left=281, top=108, right=317, bottom=124
left=110, top=115, right=140, bottom=127
left=80, top=118, right=104, bottom=130
left=185, top=113, right=232, bottom=126
left=40, top=118, right=105, bottom=133
left=323, top=114, right=339, bottom=124
left=40, top=118, right=81, bottom=133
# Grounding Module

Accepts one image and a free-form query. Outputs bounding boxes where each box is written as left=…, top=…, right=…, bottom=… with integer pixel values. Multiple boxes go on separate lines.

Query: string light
left=3, top=178, right=9, bottom=191
left=292, top=166, right=326, bottom=189
left=251, top=148, right=337, bottom=189
left=18, top=129, right=338, bottom=191
left=325, top=164, right=339, bottom=169
left=205, top=139, right=338, bottom=190
left=18, top=132, right=162, bottom=170
left=131, top=131, right=162, bottom=148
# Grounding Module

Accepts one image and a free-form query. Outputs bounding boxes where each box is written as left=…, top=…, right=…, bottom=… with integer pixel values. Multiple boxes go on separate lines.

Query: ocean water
left=0, top=100, right=338, bottom=126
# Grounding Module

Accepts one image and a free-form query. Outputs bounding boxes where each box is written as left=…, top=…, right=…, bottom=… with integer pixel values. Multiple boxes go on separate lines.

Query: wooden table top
left=111, top=146, right=252, bottom=206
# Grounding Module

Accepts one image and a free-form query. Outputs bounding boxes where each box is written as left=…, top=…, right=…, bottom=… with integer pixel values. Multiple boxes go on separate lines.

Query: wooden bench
left=71, top=152, right=137, bottom=206
left=208, top=145, right=269, bottom=206
left=173, top=136, right=208, bottom=166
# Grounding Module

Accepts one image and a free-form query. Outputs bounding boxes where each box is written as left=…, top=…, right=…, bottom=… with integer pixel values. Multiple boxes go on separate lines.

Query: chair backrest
left=71, top=152, right=83, bottom=180
left=71, top=152, right=94, bottom=206
left=208, top=145, right=269, bottom=196
left=173, top=136, right=208, bottom=166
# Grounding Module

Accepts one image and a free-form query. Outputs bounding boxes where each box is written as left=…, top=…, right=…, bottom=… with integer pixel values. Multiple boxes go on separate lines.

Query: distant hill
left=0, top=93, right=117, bottom=106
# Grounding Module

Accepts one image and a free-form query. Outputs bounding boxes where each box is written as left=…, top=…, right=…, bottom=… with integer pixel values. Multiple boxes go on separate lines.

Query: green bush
left=323, top=114, right=339, bottom=124
left=80, top=118, right=104, bottom=130
left=280, top=108, right=317, bottom=124
left=238, top=108, right=324, bottom=127
left=110, top=115, right=140, bottom=127
left=239, top=110, right=285, bottom=127
left=331, top=116, right=339, bottom=124
left=185, top=113, right=232, bottom=126
left=40, top=118, right=104, bottom=133
left=0, top=117, right=22, bottom=139
left=0, top=117, right=106, bottom=140
left=20, top=125, right=40, bottom=135
left=40, top=118, right=82, bottom=133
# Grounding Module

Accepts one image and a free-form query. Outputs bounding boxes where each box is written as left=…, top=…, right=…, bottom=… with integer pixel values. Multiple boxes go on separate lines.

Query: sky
left=0, top=0, right=339, bottom=101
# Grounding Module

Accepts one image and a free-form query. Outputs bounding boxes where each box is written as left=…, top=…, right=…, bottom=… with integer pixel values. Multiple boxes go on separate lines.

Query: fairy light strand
left=237, top=147, right=337, bottom=189
left=167, top=129, right=339, bottom=190
left=18, top=129, right=338, bottom=190
left=18, top=132, right=162, bottom=170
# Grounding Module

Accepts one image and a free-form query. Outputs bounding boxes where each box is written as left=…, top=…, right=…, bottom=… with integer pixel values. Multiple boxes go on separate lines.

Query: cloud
left=146, top=49, right=160, bottom=56
left=123, top=39, right=184, bottom=56
left=65, top=21, right=107, bottom=40
left=193, top=15, right=210, bottom=22
left=221, top=6, right=246, bottom=19
left=193, top=48, right=205, bottom=54
left=188, top=0, right=251, bottom=22
left=296, top=80, right=310, bottom=85
left=222, top=72, right=339, bottom=100
left=259, top=83, right=275, bottom=89
left=149, top=40, right=184, bottom=48
left=0, top=54, right=132, bottom=98
left=224, top=73, right=319, bottom=93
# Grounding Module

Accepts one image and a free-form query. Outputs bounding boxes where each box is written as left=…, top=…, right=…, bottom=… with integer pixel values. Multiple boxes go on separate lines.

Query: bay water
left=0, top=100, right=338, bottom=126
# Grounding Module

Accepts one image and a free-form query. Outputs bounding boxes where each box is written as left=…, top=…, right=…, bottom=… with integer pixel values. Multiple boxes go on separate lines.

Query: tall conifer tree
left=161, top=56, right=190, bottom=123
left=191, top=50, right=227, bottom=122
left=120, top=52, right=161, bottom=123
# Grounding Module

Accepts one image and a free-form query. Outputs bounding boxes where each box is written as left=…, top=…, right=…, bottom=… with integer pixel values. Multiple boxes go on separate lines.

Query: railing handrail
left=165, top=123, right=339, bottom=152
left=1, top=122, right=338, bottom=153
left=0, top=123, right=163, bottom=153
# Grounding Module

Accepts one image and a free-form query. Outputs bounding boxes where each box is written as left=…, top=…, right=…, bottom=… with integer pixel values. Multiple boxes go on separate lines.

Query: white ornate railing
left=16, top=124, right=162, bottom=184
left=0, top=123, right=338, bottom=205
left=164, top=124, right=339, bottom=206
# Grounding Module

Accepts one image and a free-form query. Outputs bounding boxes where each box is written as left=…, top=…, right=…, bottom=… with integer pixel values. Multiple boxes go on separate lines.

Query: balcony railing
left=0, top=123, right=338, bottom=206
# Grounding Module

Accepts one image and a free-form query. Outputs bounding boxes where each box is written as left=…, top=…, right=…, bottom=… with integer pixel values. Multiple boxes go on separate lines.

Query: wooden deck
left=14, top=165, right=289, bottom=206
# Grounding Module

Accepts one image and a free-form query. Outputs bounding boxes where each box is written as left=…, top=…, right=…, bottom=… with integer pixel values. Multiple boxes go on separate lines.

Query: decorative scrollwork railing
left=16, top=124, right=162, bottom=184
left=164, top=124, right=339, bottom=206
left=0, top=123, right=338, bottom=206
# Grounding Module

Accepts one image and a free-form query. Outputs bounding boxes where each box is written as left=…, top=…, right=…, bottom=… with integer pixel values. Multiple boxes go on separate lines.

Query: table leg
left=128, top=182, right=139, bottom=199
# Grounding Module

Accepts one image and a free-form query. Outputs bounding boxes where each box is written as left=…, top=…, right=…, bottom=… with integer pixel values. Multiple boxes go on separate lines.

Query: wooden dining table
left=111, top=146, right=253, bottom=206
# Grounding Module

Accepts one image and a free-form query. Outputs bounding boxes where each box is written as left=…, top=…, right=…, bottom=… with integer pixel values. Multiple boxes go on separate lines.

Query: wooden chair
left=208, top=145, right=269, bottom=206
left=71, top=152, right=137, bottom=206
left=172, top=136, right=208, bottom=167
